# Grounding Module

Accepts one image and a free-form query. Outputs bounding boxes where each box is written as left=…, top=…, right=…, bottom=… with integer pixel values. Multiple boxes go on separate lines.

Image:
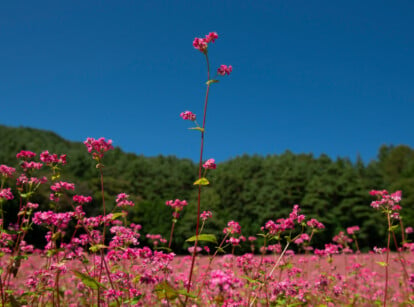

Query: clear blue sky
left=1, top=1, right=413, bottom=163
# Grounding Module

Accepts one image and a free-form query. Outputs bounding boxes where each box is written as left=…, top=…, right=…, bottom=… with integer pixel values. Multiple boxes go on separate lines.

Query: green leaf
left=111, top=212, right=127, bottom=220
left=188, top=127, right=205, bottom=132
left=206, top=79, right=219, bottom=85
left=193, top=177, right=209, bottom=186
left=73, top=271, right=106, bottom=290
left=154, top=281, right=178, bottom=300
left=89, top=244, right=107, bottom=253
left=186, top=234, right=217, bottom=244
left=376, top=261, right=388, bottom=267
left=176, top=289, right=198, bottom=298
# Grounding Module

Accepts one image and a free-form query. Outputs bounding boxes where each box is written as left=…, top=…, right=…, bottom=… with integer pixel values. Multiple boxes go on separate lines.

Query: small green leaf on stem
left=186, top=234, right=217, bottom=244
left=188, top=127, right=205, bottom=132
left=376, top=261, right=388, bottom=267
left=193, top=177, right=209, bottom=186
left=74, top=271, right=107, bottom=290
left=89, top=244, right=108, bottom=253
left=206, top=79, right=219, bottom=85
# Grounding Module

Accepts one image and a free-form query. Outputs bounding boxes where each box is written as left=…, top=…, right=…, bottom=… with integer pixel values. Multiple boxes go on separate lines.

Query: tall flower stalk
left=181, top=32, right=232, bottom=298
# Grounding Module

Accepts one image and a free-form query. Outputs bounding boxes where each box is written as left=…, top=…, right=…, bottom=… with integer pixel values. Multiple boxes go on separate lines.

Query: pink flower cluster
left=203, top=158, right=216, bottom=170
left=16, top=150, right=36, bottom=160
left=223, top=220, right=242, bottom=234
left=0, top=164, right=16, bottom=178
left=84, top=137, right=114, bottom=160
left=21, top=161, right=43, bottom=172
left=33, top=211, right=74, bottom=229
left=370, top=190, right=402, bottom=219
left=180, top=111, right=196, bottom=121
left=347, top=225, right=360, bottom=235
left=51, top=181, right=75, bottom=192
left=201, top=210, right=212, bottom=221
left=0, top=188, right=14, bottom=200
left=73, top=195, right=93, bottom=205
left=306, top=218, right=325, bottom=229
left=166, top=198, right=188, bottom=218
left=40, top=151, right=67, bottom=165
left=193, top=32, right=218, bottom=53
left=217, top=64, right=232, bottom=76
left=116, top=193, right=135, bottom=207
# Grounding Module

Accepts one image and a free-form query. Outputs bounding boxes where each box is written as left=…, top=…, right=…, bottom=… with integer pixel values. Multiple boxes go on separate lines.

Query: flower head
left=217, top=64, right=232, bottom=76
left=180, top=111, right=196, bottom=121
left=203, top=158, right=216, bottom=170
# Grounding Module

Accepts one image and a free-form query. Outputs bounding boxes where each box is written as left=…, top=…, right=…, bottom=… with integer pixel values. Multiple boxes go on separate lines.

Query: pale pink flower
left=406, top=227, right=414, bottom=234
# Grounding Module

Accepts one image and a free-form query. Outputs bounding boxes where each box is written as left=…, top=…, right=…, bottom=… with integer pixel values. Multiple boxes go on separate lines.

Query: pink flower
left=203, top=158, right=216, bottom=170
left=0, top=165, right=16, bottom=178
left=40, top=151, right=67, bottom=165
left=406, top=227, right=414, bottom=234
left=180, top=111, right=196, bottom=121
left=165, top=199, right=188, bottom=211
left=217, top=64, right=232, bottom=76
left=84, top=137, right=114, bottom=161
left=346, top=225, right=360, bottom=235
left=0, top=188, right=14, bottom=200
left=116, top=193, right=135, bottom=207
left=193, top=32, right=218, bottom=53
left=223, top=220, right=241, bottom=234
left=73, top=195, right=93, bottom=205
left=205, top=32, right=218, bottom=43
left=16, top=150, right=36, bottom=160
left=200, top=210, right=212, bottom=221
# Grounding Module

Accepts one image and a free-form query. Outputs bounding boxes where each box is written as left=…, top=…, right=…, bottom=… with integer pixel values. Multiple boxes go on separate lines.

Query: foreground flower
left=193, top=32, right=218, bottom=53
left=84, top=137, right=114, bottom=161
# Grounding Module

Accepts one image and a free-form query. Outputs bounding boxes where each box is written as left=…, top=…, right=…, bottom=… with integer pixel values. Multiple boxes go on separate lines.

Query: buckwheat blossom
left=223, top=220, right=241, bottom=235
left=405, top=227, right=414, bottom=234
left=0, top=188, right=14, bottom=200
left=202, top=158, right=216, bottom=169
left=193, top=32, right=218, bottom=53
left=16, top=150, right=36, bottom=160
left=165, top=199, right=188, bottom=211
left=40, top=150, right=67, bottom=165
left=347, top=225, right=360, bottom=235
left=307, top=218, right=325, bottom=229
left=180, top=110, right=196, bottom=121
left=200, top=210, right=212, bottom=221
left=217, top=64, right=233, bottom=76
left=0, top=165, right=16, bottom=178
left=116, top=193, right=135, bottom=207
left=21, top=161, right=43, bottom=171
left=73, top=195, right=92, bottom=205
left=83, top=137, right=114, bottom=160
left=51, top=181, right=75, bottom=192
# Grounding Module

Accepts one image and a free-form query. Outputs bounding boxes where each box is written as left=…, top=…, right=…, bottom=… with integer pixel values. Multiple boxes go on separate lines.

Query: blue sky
left=1, top=1, right=413, bottom=163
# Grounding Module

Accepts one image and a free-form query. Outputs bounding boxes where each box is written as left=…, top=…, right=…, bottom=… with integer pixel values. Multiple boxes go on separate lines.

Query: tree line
left=1, top=124, right=414, bottom=253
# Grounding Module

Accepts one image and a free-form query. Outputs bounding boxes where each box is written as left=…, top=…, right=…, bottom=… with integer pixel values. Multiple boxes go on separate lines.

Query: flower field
left=0, top=32, right=413, bottom=306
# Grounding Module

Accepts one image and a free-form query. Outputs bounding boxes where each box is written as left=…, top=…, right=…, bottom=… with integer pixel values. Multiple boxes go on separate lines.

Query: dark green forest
left=1, top=124, right=414, bottom=253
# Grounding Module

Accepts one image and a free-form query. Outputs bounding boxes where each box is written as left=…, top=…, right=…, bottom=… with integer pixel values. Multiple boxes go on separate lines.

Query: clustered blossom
left=307, top=218, right=325, bottom=229
left=21, top=161, right=43, bottom=171
left=193, top=32, right=218, bottom=53
left=223, top=220, right=241, bottom=235
left=202, top=158, right=216, bottom=170
left=33, top=211, right=74, bottom=229
left=51, top=181, right=75, bottom=193
left=347, top=225, right=360, bottom=235
left=180, top=111, right=196, bottom=121
left=73, top=195, right=93, bottom=205
left=84, top=137, right=114, bottom=160
left=16, top=150, right=36, bottom=160
left=0, top=164, right=16, bottom=178
left=0, top=188, right=14, bottom=200
left=40, top=151, right=67, bottom=165
left=16, top=174, right=47, bottom=186
left=200, top=210, right=212, bottom=221
left=405, top=227, right=414, bottom=234
left=165, top=199, right=188, bottom=219
left=217, top=64, right=232, bottom=76
left=370, top=190, right=402, bottom=219
left=116, top=193, right=135, bottom=207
